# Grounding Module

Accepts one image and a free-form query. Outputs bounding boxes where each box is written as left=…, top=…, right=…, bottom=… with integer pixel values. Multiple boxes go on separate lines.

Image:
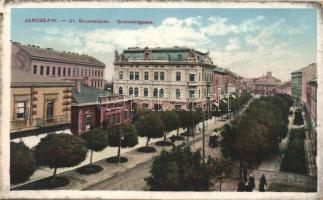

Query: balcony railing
left=10, top=115, right=69, bottom=131
left=188, top=81, right=198, bottom=86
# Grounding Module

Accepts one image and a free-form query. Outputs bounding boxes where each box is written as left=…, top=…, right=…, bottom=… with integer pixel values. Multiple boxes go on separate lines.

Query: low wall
left=249, top=169, right=317, bottom=190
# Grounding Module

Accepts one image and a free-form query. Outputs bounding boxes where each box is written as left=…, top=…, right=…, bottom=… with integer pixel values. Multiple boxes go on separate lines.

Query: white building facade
left=113, top=47, right=221, bottom=110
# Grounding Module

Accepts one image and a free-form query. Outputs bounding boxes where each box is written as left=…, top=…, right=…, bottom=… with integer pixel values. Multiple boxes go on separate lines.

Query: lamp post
left=118, top=128, right=124, bottom=164
left=191, top=93, right=195, bottom=139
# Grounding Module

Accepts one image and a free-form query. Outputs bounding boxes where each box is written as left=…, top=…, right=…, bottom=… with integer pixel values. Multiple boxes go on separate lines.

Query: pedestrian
left=259, top=174, right=267, bottom=192
left=242, top=167, right=247, bottom=183
left=237, top=179, right=245, bottom=192
left=247, top=174, right=255, bottom=191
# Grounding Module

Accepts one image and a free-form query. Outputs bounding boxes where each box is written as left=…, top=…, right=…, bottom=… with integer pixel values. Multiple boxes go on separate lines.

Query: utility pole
left=202, top=109, right=205, bottom=163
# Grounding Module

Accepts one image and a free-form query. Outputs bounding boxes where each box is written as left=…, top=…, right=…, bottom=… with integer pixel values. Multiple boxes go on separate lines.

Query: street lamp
left=118, top=128, right=124, bottom=164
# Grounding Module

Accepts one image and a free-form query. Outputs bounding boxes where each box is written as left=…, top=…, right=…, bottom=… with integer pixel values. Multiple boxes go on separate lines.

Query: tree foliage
left=35, top=134, right=88, bottom=176
left=81, top=128, right=108, bottom=165
left=145, top=147, right=217, bottom=191
left=135, top=112, right=164, bottom=147
left=10, top=142, right=37, bottom=184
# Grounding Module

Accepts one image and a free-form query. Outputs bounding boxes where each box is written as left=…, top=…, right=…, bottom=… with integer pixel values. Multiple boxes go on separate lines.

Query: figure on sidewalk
left=259, top=174, right=267, bottom=192
left=246, top=174, right=255, bottom=191
left=237, top=179, right=246, bottom=192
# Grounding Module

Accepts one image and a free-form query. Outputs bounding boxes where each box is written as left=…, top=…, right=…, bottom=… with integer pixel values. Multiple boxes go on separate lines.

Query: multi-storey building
left=305, top=77, right=317, bottom=155
left=11, top=41, right=105, bottom=89
left=252, top=72, right=281, bottom=96
left=277, top=80, right=292, bottom=95
left=291, top=63, right=317, bottom=109
left=224, top=69, right=242, bottom=94
left=212, top=67, right=226, bottom=103
left=71, top=83, right=132, bottom=134
left=113, top=47, right=220, bottom=110
left=10, top=68, right=73, bottom=138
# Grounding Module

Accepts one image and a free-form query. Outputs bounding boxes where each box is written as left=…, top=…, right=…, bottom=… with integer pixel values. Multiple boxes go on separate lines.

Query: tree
left=81, top=128, right=108, bottom=166
left=145, top=146, right=215, bottom=191
left=35, top=134, right=88, bottom=177
left=135, top=112, right=164, bottom=149
left=107, top=124, right=138, bottom=161
left=10, top=142, right=37, bottom=184
left=206, top=157, right=234, bottom=191
left=160, top=111, right=181, bottom=141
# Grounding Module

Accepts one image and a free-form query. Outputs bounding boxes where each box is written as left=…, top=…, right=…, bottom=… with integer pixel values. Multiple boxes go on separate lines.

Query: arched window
left=134, top=87, right=139, bottom=97
left=119, top=87, right=123, bottom=94
left=153, top=88, right=158, bottom=97
left=176, top=89, right=180, bottom=99
left=159, top=88, right=164, bottom=98
left=144, top=88, right=148, bottom=98
left=129, top=87, right=133, bottom=96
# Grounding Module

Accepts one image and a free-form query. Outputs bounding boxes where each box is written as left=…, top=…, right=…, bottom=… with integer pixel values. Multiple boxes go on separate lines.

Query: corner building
left=113, top=47, right=222, bottom=110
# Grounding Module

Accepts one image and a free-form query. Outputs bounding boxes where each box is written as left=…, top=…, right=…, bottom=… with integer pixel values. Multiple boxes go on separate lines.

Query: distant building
left=212, top=67, right=226, bottom=103
left=252, top=72, right=281, bottom=96
left=71, top=83, right=131, bottom=134
left=291, top=63, right=317, bottom=108
left=277, top=80, right=292, bottom=95
left=240, top=78, right=254, bottom=92
left=10, top=68, right=73, bottom=138
left=113, top=46, right=220, bottom=110
left=224, top=69, right=241, bottom=94
left=11, top=41, right=105, bottom=89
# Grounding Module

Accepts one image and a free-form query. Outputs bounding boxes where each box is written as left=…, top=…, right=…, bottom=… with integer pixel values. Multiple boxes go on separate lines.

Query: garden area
left=280, top=128, right=307, bottom=174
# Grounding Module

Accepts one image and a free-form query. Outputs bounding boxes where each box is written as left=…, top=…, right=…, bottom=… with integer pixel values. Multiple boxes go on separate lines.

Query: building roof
left=308, top=77, right=317, bottom=84
left=119, top=46, right=213, bottom=63
left=214, top=66, right=226, bottom=74
left=11, top=68, right=73, bottom=87
left=278, top=80, right=291, bottom=88
left=13, top=42, right=105, bottom=68
left=72, top=84, right=109, bottom=105
left=291, top=63, right=316, bottom=74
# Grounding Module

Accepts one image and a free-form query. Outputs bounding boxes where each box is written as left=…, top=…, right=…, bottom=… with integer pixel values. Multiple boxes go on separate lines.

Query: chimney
left=75, top=81, right=81, bottom=93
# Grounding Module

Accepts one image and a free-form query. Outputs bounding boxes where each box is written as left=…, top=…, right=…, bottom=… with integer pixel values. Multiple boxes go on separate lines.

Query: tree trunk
left=219, top=179, right=222, bottom=191
left=146, top=137, right=150, bottom=147
left=186, top=128, right=189, bottom=141
left=53, top=167, right=57, bottom=177
left=117, top=144, right=121, bottom=159
left=164, top=131, right=167, bottom=141
left=239, top=158, right=242, bottom=178
left=177, top=128, right=179, bottom=136
left=90, top=150, right=93, bottom=165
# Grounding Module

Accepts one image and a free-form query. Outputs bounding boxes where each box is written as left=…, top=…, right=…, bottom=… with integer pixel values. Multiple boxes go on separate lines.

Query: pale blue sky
left=11, top=8, right=317, bottom=81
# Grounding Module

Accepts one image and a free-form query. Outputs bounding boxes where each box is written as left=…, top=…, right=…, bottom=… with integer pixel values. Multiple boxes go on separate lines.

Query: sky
left=11, top=8, right=317, bottom=81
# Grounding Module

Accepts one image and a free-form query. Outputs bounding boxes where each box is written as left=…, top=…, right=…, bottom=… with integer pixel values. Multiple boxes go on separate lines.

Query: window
left=189, top=90, right=196, bottom=98
left=154, top=72, right=159, bottom=80
left=16, top=101, right=26, bottom=119
left=40, top=66, right=44, bottom=75
left=46, top=100, right=54, bottom=119
left=134, top=87, right=139, bottom=97
left=144, top=88, right=148, bottom=97
left=73, top=68, right=75, bottom=76
left=176, top=72, right=181, bottom=81
left=159, top=88, right=164, bottom=98
left=119, top=87, right=123, bottom=94
left=176, top=89, right=180, bottom=99
left=119, top=71, right=124, bottom=80
left=52, top=67, right=56, bottom=76
left=135, top=72, right=139, bottom=80
left=130, top=72, right=134, bottom=80
left=129, top=87, right=133, bottom=96
left=63, top=68, right=66, bottom=76
left=160, top=72, right=165, bottom=81
left=46, top=66, right=50, bottom=75
left=33, top=65, right=37, bottom=74
left=58, top=67, right=61, bottom=76
left=81, top=69, right=83, bottom=77
left=189, top=74, right=195, bottom=82
left=68, top=68, right=71, bottom=77
left=144, top=72, right=149, bottom=80
left=153, top=88, right=158, bottom=97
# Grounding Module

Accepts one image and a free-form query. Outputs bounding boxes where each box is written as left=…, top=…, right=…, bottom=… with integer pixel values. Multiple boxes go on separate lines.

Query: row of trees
left=220, top=94, right=293, bottom=173
left=213, top=91, right=252, bottom=119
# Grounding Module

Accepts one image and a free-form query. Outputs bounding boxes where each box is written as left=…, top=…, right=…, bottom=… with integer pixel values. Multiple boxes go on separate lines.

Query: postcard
left=0, top=1, right=322, bottom=200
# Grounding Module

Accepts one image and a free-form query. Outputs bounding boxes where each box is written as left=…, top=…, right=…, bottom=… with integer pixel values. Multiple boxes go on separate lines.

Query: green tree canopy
left=81, top=128, right=109, bottom=165
left=135, top=112, right=164, bottom=147
left=35, top=134, right=88, bottom=177
left=145, top=147, right=216, bottom=191
left=10, top=142, right=37, bottom=184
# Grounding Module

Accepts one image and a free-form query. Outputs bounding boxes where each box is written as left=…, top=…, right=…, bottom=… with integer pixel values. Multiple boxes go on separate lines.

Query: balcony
left=188, top=81, right=198, bottom=86
left=10, top=115, right=69, bottom=132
